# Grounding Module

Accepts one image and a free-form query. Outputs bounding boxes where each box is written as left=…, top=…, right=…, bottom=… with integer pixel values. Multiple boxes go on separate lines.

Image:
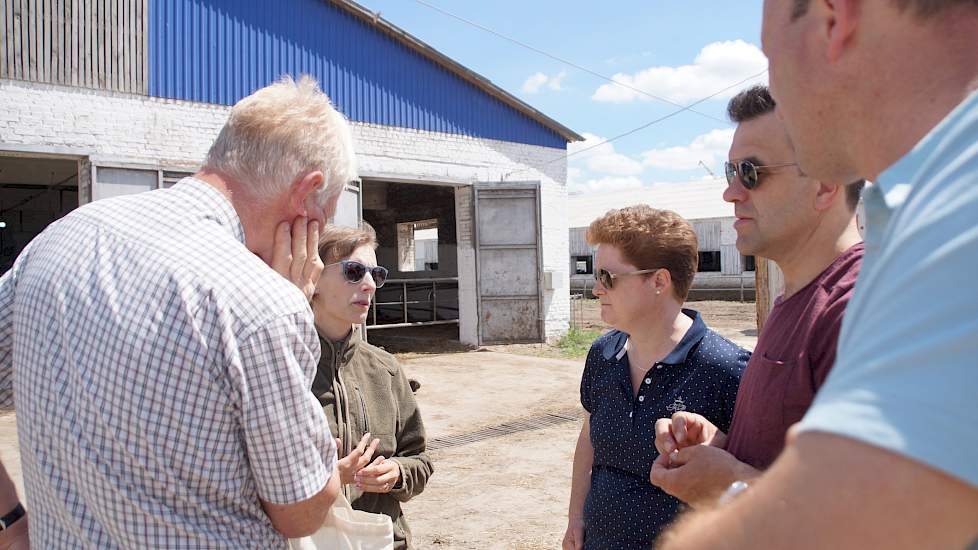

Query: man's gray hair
left=205, top=75, right=358, bottom=204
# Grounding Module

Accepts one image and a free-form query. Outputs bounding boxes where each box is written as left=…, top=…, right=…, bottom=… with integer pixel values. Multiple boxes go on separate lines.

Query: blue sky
left=357, top=1, right=768, bottom=194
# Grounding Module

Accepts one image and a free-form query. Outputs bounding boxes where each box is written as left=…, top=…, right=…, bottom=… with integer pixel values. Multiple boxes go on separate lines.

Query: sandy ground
left=0, top=300, right=756, bottom=549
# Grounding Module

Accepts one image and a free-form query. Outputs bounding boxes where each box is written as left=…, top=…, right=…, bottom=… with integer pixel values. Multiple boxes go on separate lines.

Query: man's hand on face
left=649, top=445, right=759, bottom=508
left=270, top=217, right=324, bottom=301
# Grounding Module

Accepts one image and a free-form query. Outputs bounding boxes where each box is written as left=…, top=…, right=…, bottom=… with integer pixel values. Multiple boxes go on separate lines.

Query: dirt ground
left=0, top=300, right=756, bottom=549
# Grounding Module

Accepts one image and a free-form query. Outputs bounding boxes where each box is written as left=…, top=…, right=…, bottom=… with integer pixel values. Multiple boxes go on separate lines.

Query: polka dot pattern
left=579, top=309, right=749, bottom=548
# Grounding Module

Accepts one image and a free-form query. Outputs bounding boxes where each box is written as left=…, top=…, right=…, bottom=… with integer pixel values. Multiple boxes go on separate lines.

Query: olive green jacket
left=311, top=328, right=433, bottom=550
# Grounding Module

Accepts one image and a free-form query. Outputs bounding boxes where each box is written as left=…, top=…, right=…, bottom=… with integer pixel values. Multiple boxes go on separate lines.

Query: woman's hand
left=654, top=412, right=725, bottom=456
left=561, top=517, right=585, bottom=550
left=335, top=434, right=380, bottom=485
left=354, top=456, right=401, bottom=493
left=269, top=217, right=324, bottom=302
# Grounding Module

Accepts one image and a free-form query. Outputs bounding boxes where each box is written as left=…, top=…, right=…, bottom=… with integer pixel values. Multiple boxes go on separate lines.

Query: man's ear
left=819, top=0, right=861, bottom=62
left=813, top=180, right=843, bottom=212
left=288, top=170, right=326, bottom=218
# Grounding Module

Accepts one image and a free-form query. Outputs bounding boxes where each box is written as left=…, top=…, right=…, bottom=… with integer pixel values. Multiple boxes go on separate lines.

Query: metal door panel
left=475, top=195, right=538, bottom=246
left=477, top=248, right=539, bottom=296
left=474, top=182, right=543, bottom=344
left=480, top=299, right=541, bottom=342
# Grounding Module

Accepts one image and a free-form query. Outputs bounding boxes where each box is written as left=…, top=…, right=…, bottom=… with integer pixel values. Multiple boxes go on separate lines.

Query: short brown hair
left=727, top=85, right=776, bottom=123
left=792, top=0, right=978, bottom=20
left=586, top=205, right=698, bottom=301
left=318, top=222, right=378, bottom=264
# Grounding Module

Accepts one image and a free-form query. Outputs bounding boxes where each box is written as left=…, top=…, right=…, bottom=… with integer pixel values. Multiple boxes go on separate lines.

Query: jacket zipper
left=355, top=387, right=369, bottom=434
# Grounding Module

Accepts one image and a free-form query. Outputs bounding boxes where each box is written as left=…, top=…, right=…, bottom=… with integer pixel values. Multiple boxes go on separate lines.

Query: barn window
left=698, top=251, right=722, bottom=272
left=742, top=255, right=756, bottom=272
left=397, top=219, right=439, bottom=272
left=574, top=255, right=593, bottom=275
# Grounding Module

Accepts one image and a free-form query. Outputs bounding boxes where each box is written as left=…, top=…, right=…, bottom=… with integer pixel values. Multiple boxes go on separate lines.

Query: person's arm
left=658, top=431, right=978, bottom=550
left=0, top=461, right=28, bottom=550
left=562, top=414, right=593, bottom=550
left=235, top=313, right=339, bottom=538
left=386, top=365, right=433, bottom=503
left=0, top=255, right=22, bottom=412
left=262, top=474, right=340, bottom=539
left=650, top=444, right=760, bottom=508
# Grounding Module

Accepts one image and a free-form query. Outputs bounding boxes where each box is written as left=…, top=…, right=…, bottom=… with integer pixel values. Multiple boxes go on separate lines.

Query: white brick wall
left=0, top=80, right=570, bottom=344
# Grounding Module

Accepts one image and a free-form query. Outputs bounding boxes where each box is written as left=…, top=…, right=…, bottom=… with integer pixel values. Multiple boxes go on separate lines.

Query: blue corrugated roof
left=148, top=0, right=578, bottom=149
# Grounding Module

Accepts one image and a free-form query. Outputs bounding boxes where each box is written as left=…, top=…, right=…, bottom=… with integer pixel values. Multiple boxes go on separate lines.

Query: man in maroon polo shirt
left=649, top=85, right=864, bottom=507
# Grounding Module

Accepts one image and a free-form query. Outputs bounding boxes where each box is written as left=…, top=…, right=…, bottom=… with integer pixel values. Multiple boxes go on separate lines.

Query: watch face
left=717, top=480, right=750, bottom=506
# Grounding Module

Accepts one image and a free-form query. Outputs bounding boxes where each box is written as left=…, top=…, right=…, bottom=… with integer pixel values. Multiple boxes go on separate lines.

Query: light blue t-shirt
left=798, top=89, right=978, bottom=487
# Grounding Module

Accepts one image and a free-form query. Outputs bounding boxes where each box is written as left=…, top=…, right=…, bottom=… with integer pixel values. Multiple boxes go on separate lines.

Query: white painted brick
left=0, top=80, right=571, bottom=343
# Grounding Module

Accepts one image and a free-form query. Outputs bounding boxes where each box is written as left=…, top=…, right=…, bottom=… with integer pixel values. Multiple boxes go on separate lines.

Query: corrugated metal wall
left=147, top=0, right=567, bottom=149
left=1, top=0, right=148, bottom=92
left=569, top=217, right=750, bottom=275
left=691, top=219, right=721, bottom=252
left=569, top=227, right=590, bottom=256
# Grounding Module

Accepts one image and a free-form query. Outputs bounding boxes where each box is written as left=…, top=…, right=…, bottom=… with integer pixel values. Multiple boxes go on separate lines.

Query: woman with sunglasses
left=308, top=222, right=433, bottom=550
left=562, top=205, right=749, bottom=550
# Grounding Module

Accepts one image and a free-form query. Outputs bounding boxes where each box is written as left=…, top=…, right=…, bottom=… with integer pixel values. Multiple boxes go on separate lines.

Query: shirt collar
left=603, top=308, right=707, bottom=366
left=876, top=88, right=978, bottom=210
left=174, top=177, right=247, bottom=244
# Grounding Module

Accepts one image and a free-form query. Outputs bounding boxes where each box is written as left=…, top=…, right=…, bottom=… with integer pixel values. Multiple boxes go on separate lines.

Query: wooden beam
left=0, top=0, right=7, bottom=79
left=140, top=0, right=146, bottom=93
left=755, top=258, right=785, bottom=333
left=26, top=0, right=35, bottom=81
left=70, top=0, right=77, bottom=86
left=96, top=0, right=103, bottom=88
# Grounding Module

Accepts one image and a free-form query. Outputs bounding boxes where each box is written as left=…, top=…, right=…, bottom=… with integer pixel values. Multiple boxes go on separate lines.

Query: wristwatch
left=0, top=503, right=25, bottom=531
left=717, top=480, right=750, bottom=506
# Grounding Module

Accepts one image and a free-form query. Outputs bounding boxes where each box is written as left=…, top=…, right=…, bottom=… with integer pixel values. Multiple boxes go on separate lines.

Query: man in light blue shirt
left=659, top=1, right=978, bottom=549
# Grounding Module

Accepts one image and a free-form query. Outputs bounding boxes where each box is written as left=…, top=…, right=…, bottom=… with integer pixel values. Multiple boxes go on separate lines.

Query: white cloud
left=641, top=128, right=735, bottom=172
left=569, top=133, right=644, bottom=176
left=521, top=71, right=567, bottom=94
left=591, top=40, right=768, bottom=104
left=570, top=176, right=645, bottom=194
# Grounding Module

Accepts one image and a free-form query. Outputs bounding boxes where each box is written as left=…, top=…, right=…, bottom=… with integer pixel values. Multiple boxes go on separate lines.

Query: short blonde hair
left=205, top=75, right=358, bottom=203
left=586, top=205, right=699, bottom=301
left=318, top=222, right=378, bottom=264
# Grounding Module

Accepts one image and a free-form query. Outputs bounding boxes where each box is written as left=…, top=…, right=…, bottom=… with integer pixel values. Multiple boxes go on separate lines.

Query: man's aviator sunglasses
left=724, top=159, right=797, bottom=190
left=594, top=268, right=660, bottom=290
left=325, top=260, right=389, bottom=288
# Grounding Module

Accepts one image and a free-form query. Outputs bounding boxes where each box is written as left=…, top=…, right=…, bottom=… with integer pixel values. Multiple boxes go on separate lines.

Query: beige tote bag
left=289, top=492, right=394, bottom=550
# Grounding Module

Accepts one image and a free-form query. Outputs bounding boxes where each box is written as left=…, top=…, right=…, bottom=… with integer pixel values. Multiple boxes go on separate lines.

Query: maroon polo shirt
left=724, top=243, right=864, bottom=470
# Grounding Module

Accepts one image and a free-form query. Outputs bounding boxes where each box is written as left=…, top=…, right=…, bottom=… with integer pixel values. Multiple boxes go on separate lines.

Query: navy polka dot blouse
left=580, top=308, right=749, bottom=549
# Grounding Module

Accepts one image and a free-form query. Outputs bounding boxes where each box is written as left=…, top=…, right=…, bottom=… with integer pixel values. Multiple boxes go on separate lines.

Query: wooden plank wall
left=1, top=0, right=147, bottom=94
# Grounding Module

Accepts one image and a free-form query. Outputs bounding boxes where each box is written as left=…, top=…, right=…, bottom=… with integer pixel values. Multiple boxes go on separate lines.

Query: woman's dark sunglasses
left=724, top=159, right=797, bottom=190
left=326, top=260, right=389, bottom=288
left=594, top=268, right=659, bottom=290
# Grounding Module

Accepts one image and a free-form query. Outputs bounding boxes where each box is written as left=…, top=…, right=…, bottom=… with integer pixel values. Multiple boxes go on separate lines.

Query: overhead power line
left=502, top=68, right=768, bottom=179
left=412, top=0, right=732, bottom=125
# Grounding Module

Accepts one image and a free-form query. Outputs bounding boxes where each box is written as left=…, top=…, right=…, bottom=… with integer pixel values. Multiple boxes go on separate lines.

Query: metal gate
left=474, top=182, right=543, bottom=345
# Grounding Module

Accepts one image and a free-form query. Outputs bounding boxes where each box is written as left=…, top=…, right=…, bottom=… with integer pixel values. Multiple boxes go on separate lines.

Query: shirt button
left=644, top=378, right=651, bottom=385
left=638, top=396, right=645, bottom=402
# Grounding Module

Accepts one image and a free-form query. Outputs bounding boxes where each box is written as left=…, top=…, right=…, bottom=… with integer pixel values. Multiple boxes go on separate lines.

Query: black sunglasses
left=724, top=159, right=797, bottom=190
left=325, top=260, right=389, bottom=288
left=595, top=267, right=660, bottom=290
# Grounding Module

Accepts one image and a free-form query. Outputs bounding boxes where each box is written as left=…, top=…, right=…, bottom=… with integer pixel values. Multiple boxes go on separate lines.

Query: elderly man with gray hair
left=0, top=75, right=357, bottom=548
